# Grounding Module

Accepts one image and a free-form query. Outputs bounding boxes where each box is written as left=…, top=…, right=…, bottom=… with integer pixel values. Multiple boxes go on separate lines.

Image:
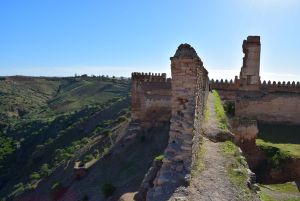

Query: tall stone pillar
left=147, top=44, right=208, bottom=200
left=239, top=36, right=261, bottom=86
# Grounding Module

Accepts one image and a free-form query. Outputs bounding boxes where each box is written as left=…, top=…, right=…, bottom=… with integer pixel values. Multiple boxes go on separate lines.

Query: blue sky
left=0, top=0, right=300, bottom=81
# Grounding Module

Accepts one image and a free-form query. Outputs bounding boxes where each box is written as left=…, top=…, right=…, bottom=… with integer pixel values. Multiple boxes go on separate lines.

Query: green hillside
left=0, top=76, right=131, bottom=199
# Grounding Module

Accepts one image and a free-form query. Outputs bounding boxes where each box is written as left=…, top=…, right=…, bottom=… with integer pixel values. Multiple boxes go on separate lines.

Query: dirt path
left=187, top=92, right=239, bottom=201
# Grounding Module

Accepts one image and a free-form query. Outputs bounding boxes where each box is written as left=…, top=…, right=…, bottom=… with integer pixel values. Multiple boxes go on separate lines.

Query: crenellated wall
left=211, top=78, right=300, bottom=93
left=210, top=36, right=300, bottom=125
left=147, top=44, right=209, bottom=200
left=131, top=72, right=172, bottom=128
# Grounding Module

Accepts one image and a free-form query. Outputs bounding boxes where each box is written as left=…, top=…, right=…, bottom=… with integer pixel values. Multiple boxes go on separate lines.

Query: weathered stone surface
left=240, top=36, right=261, bottom=86
left=211, top=35, right=300, bottom=125
left=146, top=44, right=209, bottom=201
left=131, top=73, right=172, bottom=128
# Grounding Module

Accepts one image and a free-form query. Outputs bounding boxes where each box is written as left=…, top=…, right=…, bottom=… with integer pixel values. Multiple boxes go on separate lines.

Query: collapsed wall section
left=147, top=44, right=209, bottom=200
left=240, top=36, right=261, bottom=86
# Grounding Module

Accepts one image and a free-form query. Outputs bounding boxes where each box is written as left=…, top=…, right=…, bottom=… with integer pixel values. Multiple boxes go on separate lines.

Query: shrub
left=256, top=140, right=290, bottom=169
left=40, top=163, right=51, bottom=177
left=224, top=101, right=235, bottom=116
left=9, top=183, right=25, bottom=197
left=103, top=120, right=113, bottom=126
left=116, top=116, right=127, bottom=123
left=154, top=155, right=164, bottom=161
left=103, top=129, right=112, bottom=136
left=30, top=172, right=40, bottom=181
left=83, top=154, right=94, bottom=163
left=101, top=183, right=116, bottom=198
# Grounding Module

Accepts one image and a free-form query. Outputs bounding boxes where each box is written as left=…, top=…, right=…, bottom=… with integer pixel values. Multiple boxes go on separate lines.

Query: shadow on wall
left=257, top=122, right=300, bottom=144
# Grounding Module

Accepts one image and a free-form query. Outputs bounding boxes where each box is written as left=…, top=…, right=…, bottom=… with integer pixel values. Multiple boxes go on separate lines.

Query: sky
left=0, top=0, right=300, bottom=81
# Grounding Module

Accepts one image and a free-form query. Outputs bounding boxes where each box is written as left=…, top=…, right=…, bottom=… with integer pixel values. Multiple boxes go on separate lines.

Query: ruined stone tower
left=239, top=36, right=261, bottom=86
left=147, top=44, right=208, bottom=200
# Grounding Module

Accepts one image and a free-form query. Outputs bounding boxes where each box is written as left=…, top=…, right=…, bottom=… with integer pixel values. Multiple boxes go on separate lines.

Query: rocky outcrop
left=146, top=44, right=209, bottom=200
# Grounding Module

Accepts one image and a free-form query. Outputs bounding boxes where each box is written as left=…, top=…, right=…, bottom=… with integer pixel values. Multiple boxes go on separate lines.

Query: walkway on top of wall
left=169, top=92, right=259, bottom=201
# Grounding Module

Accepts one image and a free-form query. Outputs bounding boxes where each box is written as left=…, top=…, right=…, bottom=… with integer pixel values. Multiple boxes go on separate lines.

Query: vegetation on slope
left=221, top=141, right=257, bottom=200
left=191, top=139, right=205, bottom=177
left=257, top=123, right=300, bottom=162
left=259, top=182, right=300, bottom=201
left=256, top=139, right=299, bottom=170
left=212, top=90, right=228, bottom=131
left=0, top=76, right=131, bottom=200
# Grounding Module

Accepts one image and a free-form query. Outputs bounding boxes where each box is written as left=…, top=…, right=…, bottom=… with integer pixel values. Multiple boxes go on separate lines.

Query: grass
left=256, top=123, right=300, bottom=163
left=191, top=139, right=205, bottom=177
left=256, top=139, right=298, bottom=169
left=204, top=101, right=209, bottom=122
left=212, top=90, right=228, bottom=131
left=259, top=191, right=277, bottom=201
left=256, top=139, right=300, bottom=158
left=154, top=154, right=164, bottom=161
left=259, top=182, right=300, bottom=201
left=260, top=183, right=299, bottom=193
left=221, top=141, right=256, bottom=200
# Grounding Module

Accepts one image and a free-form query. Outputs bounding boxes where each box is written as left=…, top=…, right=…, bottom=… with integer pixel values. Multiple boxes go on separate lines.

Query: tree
left=40, top=163, right=51, bottom=177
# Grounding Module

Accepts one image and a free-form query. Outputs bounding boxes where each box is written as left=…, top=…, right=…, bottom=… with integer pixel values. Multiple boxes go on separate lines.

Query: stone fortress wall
left=211, top=36, right=300, bottom=125
left=131, top=72, right=172, bottom=128
left=131, top=44, right=209, bottom=200
left=147, top=44, right=209, bottom=200
left=131, top=36, right=299, bottom=200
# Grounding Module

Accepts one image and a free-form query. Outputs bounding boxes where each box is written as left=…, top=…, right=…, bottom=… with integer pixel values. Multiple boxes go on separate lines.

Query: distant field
left=0, top=76, right=130, bottom=122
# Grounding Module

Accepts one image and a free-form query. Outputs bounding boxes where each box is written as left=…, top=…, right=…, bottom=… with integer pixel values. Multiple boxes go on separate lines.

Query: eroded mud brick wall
left=131, top=72, right=172, bottom=128
left=240, top=36, right=261, bottom=86
left=147, top=44, right=209, bottom=200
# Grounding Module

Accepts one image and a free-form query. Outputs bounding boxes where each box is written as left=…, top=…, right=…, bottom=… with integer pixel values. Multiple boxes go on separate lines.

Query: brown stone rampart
left=210, top=78, right=239, bottom=91
left=147, top=44, right=209, bottom=200
left=235, top=92, right=300, bottom=125
left=131, top=72, right=168, bottom=82
left=260, top=80, right=300, bottom=93
left=131, top=72, right=172, bottom=127
left=211, top=77, right=300, bottom=92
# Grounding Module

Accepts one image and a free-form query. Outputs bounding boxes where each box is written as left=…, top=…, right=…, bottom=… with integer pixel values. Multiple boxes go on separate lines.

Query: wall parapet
left=260, top=80, right=300, bottom=93
left=210, top=78, right=239, bottom=91
left=131, top=72, right=170, bottom=83
left=147, top=43, right=209, bottom=200
left=211, top=78, right=300, bottom=93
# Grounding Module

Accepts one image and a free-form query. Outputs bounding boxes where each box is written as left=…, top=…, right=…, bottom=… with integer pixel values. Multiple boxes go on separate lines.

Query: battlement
left=131, top=72, right=168, bottom=82
left=260, top=80, right=300, bottom=93
left=210, top=78, right=239, bottom=90
left=211, top=78, right=300, bottom=93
